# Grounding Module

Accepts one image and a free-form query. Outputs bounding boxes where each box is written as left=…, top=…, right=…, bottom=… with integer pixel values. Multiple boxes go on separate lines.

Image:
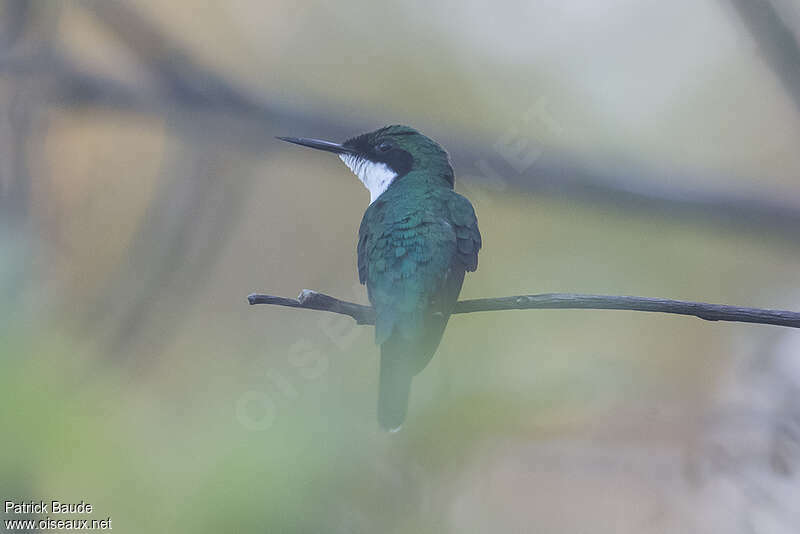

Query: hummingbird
left=278, top=125, right=481, bottom=431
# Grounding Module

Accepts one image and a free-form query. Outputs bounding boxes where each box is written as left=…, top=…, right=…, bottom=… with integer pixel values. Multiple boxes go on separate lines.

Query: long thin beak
left=276, top=136, right=359, bottom=155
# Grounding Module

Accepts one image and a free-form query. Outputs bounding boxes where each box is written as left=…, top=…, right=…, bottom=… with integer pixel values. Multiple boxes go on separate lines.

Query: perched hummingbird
left=278, top=125, right=481, bottom=431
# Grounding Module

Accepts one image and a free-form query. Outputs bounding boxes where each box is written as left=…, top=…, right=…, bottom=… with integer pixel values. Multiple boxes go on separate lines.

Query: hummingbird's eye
left=376, top=141, right=393, bottom=153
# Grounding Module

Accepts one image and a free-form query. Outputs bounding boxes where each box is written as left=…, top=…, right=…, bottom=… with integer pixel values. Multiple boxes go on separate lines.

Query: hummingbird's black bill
left=276, top=136, right=358, bottom=155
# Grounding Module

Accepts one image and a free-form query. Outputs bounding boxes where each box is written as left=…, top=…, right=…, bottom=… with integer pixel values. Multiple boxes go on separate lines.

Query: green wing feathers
left=447, top=194, right=481, bottom=272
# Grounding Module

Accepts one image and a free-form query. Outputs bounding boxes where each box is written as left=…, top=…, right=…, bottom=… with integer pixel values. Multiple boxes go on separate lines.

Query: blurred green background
left=2, top=1, right=800, bottom=532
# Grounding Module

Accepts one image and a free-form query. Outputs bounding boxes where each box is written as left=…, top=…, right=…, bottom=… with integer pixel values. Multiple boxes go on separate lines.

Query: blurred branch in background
left=3, top=2, right=800, bottom=239
left=0, top=0, right=53, bottom=331
left=248, top=289, right=800, bottom=329
left=0, top=0, right=34, bottom=224
left=727, top=0, right=800, bottom=113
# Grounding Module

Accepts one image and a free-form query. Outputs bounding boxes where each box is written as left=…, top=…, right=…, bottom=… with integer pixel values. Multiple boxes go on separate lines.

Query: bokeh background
left=2, top=1, right=800, bottom=532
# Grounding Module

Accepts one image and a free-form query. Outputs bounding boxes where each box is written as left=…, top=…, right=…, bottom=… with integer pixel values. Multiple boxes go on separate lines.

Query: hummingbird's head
left=278, top=125, right=453, bottom=204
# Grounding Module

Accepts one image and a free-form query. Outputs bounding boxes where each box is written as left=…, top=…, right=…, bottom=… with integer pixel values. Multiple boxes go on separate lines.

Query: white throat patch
left=339, top=154, right=397, bottom=204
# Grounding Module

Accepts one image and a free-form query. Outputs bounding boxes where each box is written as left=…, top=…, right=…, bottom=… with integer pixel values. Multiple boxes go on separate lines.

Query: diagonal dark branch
left=728, top=0, right=800, bottom=114
left=248, top=290, right=800, bottom=329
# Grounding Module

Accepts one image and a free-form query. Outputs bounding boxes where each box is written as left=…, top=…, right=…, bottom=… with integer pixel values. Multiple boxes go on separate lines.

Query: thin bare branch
left=248, top=290, right=800, bottom=329
left=249, top=290, right=375, bottom=324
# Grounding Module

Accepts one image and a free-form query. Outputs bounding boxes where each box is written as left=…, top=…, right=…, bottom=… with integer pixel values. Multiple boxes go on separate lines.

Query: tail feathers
left=377, top=312, right=453, bottom=432
left=378, top=342, right=413, bottom=432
